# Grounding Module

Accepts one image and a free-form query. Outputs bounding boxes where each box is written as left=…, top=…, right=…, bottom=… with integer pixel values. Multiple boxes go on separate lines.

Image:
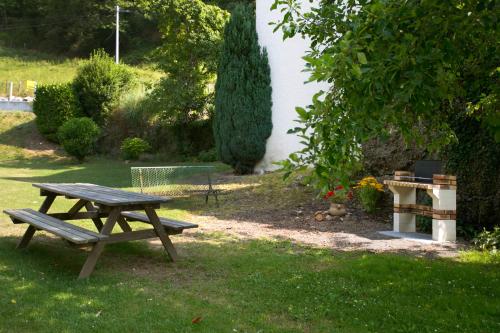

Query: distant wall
left=0, top=101, right=32, bottom=111
left=255, top=0, right=328, bottom=172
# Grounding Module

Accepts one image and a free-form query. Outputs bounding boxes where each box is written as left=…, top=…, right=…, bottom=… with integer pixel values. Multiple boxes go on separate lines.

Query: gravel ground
left=177, top=209, right=466, bottom=259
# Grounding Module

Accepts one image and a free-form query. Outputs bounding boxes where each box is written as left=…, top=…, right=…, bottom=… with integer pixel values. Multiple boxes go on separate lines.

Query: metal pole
left=8, top=81, right=13, bottom=101
left=115, top=5, right=120, bottom=64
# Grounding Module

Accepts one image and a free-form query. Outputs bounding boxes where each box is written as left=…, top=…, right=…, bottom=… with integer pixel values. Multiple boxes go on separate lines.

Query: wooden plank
left=8, top=209, right=104, bottom=242
left=5, top=209, right=103, bottom=244
left=121, top=211, right=198, bottom=231
left=48, top=211, right=107, bottom=220
left=34, top=184, right=134, bottom=206
left=145, top=206, right=178, bottom=261
left=104, top=229, right=159, bottom=244
left=19, top=209, right=105, bottom=239
left=77, top=183, right=170, bottom=202
left=97, top=203, right=160, bottom=213
left=33, top=183, right=170, bottom=206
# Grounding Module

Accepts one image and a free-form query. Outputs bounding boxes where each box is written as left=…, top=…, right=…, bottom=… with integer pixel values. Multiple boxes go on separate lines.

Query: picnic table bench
left=3, top=183, right=198, bottom=279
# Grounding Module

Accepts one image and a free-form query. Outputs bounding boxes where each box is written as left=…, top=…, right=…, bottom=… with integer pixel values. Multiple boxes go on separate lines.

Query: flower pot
left=328, top=203, right=346, bottom=216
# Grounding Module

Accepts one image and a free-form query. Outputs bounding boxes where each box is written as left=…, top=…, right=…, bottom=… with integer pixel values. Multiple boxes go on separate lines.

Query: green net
left=131, top=166, right=216, bottom=197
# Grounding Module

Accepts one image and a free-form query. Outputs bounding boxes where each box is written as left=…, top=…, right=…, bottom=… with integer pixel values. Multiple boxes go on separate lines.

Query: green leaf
left=357, top=52, right=368, bottom=64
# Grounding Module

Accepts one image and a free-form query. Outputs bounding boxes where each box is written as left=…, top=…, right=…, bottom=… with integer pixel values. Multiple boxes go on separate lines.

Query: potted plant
left=324, top=185, right=353, bottom=216
left=354, top=176, right=384, bottom=213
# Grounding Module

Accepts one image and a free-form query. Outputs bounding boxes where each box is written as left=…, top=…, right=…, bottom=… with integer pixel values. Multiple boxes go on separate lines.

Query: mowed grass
left=0, top=112, right=499, bottom=332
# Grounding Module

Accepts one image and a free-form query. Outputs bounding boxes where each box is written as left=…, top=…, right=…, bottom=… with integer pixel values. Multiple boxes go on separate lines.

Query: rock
left=314, top=212, right=324, bottom=222
left=325, top=214, right=333, bottom=221
left=361, top=129, right=430, bottom=176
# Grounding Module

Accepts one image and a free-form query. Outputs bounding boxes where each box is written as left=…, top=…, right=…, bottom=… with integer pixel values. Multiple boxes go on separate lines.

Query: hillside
left=0, top=46, right=163, bottom=89
left=0, top=111, right=63, bottom=161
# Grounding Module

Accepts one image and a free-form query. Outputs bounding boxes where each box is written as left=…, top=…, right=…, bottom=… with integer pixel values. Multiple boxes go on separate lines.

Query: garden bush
left=214, top=4, right=272, bottom=174
left=445, top=113, right=500, bottom=233
left=473, top=227, right=500, bottom=253
left=197, top=148, right=218, bottom=162
left=73, top=49, right=134, bottom=125
left=33, top=83, right=80, bottom=142
left=57, top=117, right=100, bottom=162
left=121, top=137, right=151, bottom=160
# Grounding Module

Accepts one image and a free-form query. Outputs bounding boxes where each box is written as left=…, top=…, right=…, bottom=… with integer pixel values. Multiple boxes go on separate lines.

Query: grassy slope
left=0, top=112, right=499, bottom=332
left=0, top=46, right=162, bottom=88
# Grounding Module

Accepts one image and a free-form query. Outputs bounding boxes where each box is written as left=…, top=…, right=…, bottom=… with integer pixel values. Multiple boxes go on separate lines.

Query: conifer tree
left=213, top=4, right=272, bottom=174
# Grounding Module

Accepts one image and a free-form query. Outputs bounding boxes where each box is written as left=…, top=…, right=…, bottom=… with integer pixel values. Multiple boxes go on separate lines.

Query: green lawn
left=0, top=46, right=162, bottom=96
left=0, top=112, right=499, bottom=332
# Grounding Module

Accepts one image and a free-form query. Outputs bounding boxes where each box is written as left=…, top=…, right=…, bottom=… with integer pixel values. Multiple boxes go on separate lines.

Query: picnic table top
left=33, top=183, right=171, bottom=206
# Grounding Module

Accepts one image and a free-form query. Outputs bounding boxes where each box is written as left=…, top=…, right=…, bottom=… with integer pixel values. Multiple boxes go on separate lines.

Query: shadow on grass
left=0, top=232, right=499, bottom=332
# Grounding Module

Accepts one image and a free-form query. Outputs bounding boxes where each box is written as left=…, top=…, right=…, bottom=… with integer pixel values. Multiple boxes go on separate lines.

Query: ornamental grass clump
left=355, top=176, right=384, bottom=213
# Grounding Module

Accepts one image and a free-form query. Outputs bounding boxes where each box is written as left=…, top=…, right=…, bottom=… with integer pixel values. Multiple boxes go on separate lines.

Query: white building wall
left=255, top=0, right=329, bottom=172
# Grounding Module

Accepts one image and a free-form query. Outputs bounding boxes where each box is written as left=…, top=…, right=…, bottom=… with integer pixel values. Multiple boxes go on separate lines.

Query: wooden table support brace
left=78, top=207, right=121, bottom=279
left=17, top=194, right=55, bottom=249
left=145, top=205, right=178, bottom=262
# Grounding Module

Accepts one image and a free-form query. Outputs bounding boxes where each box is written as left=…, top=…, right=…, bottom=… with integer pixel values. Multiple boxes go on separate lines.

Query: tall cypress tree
left=213, top=4, right=272, bottom=174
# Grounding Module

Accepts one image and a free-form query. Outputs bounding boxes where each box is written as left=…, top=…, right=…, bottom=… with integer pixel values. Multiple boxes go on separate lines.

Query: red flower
left=335, top=185, right=344, bottom=191
left=324, top=191, right=334, bottom=200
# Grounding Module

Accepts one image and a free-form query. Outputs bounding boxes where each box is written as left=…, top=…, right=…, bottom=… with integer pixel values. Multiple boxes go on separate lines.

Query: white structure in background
left=255, top=0, right=328, bottom=172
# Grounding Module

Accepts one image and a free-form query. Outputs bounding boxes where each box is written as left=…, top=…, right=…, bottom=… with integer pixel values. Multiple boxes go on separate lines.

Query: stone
left=314, top=212, right=324, bottom=222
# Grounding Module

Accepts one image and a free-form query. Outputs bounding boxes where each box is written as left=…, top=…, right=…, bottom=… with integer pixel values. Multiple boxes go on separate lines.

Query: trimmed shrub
left=73, top=49, right=134, bottom=125
left=33, top=83, right=80, bottom=142
left=121, top=137, right=151, bottom=160
left=213, top=4, right=272, bottom=174
left=197, top=148, right=218, bottom=162
left=58, top=117, right=100, bottom=162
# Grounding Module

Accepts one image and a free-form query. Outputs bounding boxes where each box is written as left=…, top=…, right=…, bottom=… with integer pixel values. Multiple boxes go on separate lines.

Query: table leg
left=85, top=202, right=104, bottom=231
left=78, top=207, right=120, bottom=279
left=145, top=206, right=178, bottom=262
left=17, top=194, right=56, bottom=249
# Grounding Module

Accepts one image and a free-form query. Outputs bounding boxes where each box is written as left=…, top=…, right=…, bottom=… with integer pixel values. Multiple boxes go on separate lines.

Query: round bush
left=33, top=83, right=80, bottom=142
left=197, top=148, right=218, bottom=162
left=73, top=49, right=134, bottom=125
left=121, top=137, right=151, bottom=160
left=58, top=118, right=100, bottom=162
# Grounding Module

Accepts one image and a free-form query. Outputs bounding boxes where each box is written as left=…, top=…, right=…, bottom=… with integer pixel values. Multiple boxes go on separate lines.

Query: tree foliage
left=213, top=4, right=272, bottom=174
left=0, top=0, right=158, bottom=57
left=141, top=0, right=229, bottom=124
left=73, top=49, right=134, bottom=126
left=273, top=0, right=499, bottom=192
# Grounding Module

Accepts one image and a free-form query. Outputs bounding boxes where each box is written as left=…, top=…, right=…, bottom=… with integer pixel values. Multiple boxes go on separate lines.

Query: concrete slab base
left=378, top=231, right=446, bottom=244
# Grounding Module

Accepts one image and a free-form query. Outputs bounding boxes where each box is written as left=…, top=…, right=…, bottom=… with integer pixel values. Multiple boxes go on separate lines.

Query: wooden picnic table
left=3, top=183, right=197, bottom=279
